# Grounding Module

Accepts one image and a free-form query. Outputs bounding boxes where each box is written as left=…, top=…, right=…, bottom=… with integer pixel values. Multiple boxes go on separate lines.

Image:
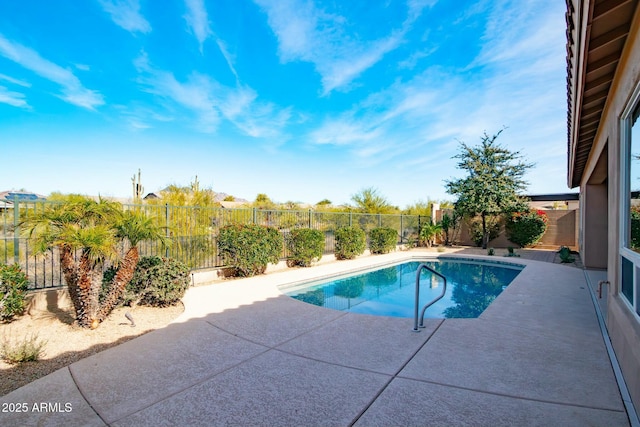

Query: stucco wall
left=437, top=209, right=577, bottom=249
left=578, top=5, right=640, bottom=411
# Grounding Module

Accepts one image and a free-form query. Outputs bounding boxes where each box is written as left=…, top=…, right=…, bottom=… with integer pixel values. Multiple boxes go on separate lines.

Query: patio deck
left=0, top=249, right=632, bottom=426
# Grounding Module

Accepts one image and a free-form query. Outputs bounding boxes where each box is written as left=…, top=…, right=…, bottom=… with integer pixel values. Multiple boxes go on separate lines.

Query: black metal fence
left=0, top=200, right=427, bottom=290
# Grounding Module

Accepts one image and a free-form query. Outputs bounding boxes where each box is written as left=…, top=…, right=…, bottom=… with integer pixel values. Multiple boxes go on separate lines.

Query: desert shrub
left=369, top=227, right=398, bottom=254
left=217, top=224, right=283, bottom=276
left=1, top=333, right=47, bottom=364
left=286, top=228, right=325, bottom=267
left=334, top=226, right=366, bottom=260
left=468, top=217, right=502, bottom=247
left=0, top=263, right=29, bottom=322
left=125, top=256, right=190, bottom=307
left=505, top=210, right=548, bottom=248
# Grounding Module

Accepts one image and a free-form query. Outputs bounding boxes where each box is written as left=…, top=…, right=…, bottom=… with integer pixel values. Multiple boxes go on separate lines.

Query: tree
left=444, top=130, right=532, bottom=249
left=20, top=195, right=168, bottom=329
left=254, top=193, right=275, bottom=209
left=351, top=187, right=396, bottom=214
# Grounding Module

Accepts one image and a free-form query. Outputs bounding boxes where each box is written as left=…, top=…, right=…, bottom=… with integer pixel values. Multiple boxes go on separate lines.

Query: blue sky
left=0, top=0, right=569, bottom=207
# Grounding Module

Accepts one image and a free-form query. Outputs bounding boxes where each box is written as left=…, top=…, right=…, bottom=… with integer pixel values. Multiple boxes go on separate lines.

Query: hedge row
left=217, top=225, right=399, bottom=277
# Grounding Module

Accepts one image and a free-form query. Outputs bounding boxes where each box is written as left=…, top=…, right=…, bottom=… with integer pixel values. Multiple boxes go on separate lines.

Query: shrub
left=631, top=207, right=640, bottom=250
left=217, top=224, right=283, bottom=276
left=558, top=246, right=575, bottom=263
left=369, top=227, right=398, bottom=254
left=468, top=217, right=501, bottom=247
left=419, top=222, right=443, bottom=247
left=125, top=256, right=190, bottom=307
left=505, top=210, right=548, bottom=248
left=1, top=333, right=47, bottom=364
left=286, top=228, right=325, bottom=267
left=505, top=246, right=520, bottom=257
left=334, top=226, right=366, bottom=260
left=0, top=264, right=29, bottom=322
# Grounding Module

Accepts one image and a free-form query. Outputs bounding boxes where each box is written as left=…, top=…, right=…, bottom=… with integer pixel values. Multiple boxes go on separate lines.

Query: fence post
left=349, top=211, right=352, bottom=227
left=252, top=207, right=257, bottom=224
left=400, top=214, right=404, bottom=243
left=13, top=196, right=19, bottom=264
left=165, top=203, right=170, bottom=258
left=378, top=214, right=381, bottom=227
left=308, top=209, right=312, bottom=228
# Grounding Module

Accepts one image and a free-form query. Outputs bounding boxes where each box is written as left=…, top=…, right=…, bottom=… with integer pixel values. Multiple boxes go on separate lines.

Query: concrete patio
left=0, top=250, right=633, bottom=426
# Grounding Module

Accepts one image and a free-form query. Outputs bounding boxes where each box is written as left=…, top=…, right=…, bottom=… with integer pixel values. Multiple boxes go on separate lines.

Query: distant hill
left=214, top=192, right=249, bottom=204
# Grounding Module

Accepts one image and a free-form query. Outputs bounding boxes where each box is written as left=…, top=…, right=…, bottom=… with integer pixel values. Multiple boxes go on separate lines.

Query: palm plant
left=419, top=222, right=443, bottom=248
left=20, top=195, right=167, bottom=329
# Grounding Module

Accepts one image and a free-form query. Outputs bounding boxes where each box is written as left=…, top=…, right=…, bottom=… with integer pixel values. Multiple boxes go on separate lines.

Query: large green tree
left=444, top=130, right=532, bottom=249
left=21, top=195, right=168, bottom=329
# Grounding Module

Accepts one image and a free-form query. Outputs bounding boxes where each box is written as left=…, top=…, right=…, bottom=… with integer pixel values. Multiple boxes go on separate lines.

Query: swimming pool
left=281, top=258, right=523, bottom=319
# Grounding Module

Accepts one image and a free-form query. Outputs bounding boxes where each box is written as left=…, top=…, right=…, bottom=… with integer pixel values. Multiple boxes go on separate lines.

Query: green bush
left=505, top=210, right=548, bottom=248
left=468, top=217, right=501, bottom=247
left=558, top=246, right=575, bottom=263
left=286, top=228, right=325, bottom=267
left=334, top=226, right=366, bottom=260
left=125, top=256, right=190, bottom=307
left=631, top=208, right=640, bottom=250
left=369, top=227, right=398, bottom=254
left=0, top=263, right=29, bottom=322
left=217, top=224, right=283, bottom=276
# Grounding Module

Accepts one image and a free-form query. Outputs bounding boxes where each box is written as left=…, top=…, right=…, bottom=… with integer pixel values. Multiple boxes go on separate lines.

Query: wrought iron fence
left=0, top=199, right=426, bottom=290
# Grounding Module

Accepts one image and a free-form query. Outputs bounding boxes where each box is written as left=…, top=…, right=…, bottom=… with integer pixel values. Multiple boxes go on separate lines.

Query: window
left=620, top=83, right=640, bottom=314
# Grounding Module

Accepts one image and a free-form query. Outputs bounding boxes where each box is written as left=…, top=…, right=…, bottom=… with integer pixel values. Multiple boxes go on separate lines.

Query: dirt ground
left=0, top=302, right=183, bottom=397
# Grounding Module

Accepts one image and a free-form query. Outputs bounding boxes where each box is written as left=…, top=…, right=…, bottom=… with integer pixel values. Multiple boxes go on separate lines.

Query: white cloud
left=307, top=0, right=567, bottom=192
left=254, top=0, right=431, bottom=95
left=184, top=0, right=239, bottom=79
left=99, top=0, right=151, bottom=34
left=184, top=0, right=211, bottom=50
left=0, top=85, right=29, bottom=108
left=0, top=34, right=104, bottom=110
left=0, top=73, right=30, bottom=87
left=134, top=52, right=290, bottom=137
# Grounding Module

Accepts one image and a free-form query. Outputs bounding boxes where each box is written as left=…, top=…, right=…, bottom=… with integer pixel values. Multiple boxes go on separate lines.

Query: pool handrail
left=413, top=263, right=447, bottom=332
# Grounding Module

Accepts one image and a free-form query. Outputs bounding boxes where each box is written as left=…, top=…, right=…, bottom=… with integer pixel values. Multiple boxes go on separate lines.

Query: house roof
left=525, top=193, right=580, bottom=201
left=0, top=190, right=46, bottom=202
left=566, top=0, right=639, bottom=188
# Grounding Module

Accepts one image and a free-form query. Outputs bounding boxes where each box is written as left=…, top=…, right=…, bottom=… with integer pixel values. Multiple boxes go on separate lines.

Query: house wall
left=579, top=6, right=640, bottom=410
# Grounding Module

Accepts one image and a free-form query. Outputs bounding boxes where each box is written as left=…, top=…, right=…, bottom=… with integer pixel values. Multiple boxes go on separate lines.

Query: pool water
left=282, top=259, right=523, bottom=319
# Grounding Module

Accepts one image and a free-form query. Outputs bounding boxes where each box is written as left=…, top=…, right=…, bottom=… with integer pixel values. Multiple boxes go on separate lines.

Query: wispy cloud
left=254, top=0, right=431, bottom=95
left=0, top=85, right=29, bottom=108
left=184, top=0, right=211, bottom=51
left=134, top=51, right=289, bottom=137
left=99, top=0, right=151, bottom=34
left=0, top=34, right=104, bottom=109
left=308, top=0, right=567, bottom=192
left=184, top=0, right=239, bottom=79
left=0, top=73, right=31, bottom=87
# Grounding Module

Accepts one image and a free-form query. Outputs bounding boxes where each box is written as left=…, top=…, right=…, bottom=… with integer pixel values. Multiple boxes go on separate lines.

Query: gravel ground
left=0, top=303, right=183, bottom=397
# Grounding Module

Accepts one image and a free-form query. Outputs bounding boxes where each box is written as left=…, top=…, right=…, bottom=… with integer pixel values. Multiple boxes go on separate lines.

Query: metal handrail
left=413, top=263, right=447, bottom=332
